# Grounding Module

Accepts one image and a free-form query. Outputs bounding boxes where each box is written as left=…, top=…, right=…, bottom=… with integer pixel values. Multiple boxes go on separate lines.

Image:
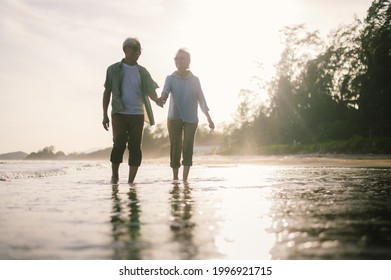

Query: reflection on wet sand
left=267, top=168, right=391, bottom=259
left=111, top=185, right=142, bottom=259
left=169, top=182, right=197, bottom=259
left=110, top=182, right=198, bottom=260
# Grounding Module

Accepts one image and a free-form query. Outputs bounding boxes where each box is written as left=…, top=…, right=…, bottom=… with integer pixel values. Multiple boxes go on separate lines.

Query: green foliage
left=257, top=136, right=391, bottom=155
left=142, top=123, right=169, bottom=157
left=26, top=146, right=60, bottom=160
left=222, top=0, right=391, bottom=155
left=358, top=0, right=391, bottom=137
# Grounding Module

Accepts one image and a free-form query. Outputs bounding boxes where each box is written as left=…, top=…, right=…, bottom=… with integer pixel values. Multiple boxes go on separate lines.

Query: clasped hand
left=155, top=97, right=166, bottom=107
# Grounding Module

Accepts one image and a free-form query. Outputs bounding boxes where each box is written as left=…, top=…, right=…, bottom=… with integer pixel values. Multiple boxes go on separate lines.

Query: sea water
left=0, top=158, right=390, bottom=260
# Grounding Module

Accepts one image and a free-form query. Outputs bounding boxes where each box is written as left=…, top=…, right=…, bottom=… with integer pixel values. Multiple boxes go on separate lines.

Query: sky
left=0, top=0, right=374, bottom=154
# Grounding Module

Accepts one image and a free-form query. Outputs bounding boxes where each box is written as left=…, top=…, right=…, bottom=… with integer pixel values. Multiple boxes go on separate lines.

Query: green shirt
left=104, top=59, right=159, bottom=125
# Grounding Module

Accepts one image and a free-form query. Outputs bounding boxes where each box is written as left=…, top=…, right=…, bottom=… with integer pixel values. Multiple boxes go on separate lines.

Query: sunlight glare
left=207, top=165, right=278, bottom=259
left=213, top=187, right=275, bottom=259
left=174, top=0, right=301, bottom=123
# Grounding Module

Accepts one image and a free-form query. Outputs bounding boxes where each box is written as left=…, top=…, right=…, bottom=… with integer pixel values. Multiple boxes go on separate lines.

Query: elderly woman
left=159, top=48, right=215, bottom=181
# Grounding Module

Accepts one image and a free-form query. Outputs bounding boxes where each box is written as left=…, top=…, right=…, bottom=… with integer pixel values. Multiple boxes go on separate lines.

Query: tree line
left=222, top=0, right=391, bottom=154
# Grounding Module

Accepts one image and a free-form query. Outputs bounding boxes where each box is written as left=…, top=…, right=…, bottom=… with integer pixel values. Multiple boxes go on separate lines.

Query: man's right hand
left=102, top=116, right=110, bottom=131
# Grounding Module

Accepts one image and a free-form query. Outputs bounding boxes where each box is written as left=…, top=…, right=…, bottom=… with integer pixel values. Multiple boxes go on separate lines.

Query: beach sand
left=193, top=154, right=391, bottom=167
left=0, top=155, right=390, bottom=260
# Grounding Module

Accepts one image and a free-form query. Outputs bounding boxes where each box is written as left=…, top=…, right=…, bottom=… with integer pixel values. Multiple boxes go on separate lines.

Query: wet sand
left=192, top=154, right=391, bottom=168
left=0, top=155, right=390, bottom=260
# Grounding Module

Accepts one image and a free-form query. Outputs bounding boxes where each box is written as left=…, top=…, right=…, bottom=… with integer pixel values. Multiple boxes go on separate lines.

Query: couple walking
left=102, top=37, right=215, bottom=184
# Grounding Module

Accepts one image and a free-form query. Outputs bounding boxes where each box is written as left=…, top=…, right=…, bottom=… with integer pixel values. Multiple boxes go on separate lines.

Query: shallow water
left=0, top=159, right=390, bottom=259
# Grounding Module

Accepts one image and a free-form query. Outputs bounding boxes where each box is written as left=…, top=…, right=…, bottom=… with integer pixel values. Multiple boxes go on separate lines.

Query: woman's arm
left=204, top=111, right=215, bottom=130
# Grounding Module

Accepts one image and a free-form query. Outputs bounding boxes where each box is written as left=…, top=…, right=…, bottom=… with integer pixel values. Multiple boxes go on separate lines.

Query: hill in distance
left=0, top=151, right=28, bottom=160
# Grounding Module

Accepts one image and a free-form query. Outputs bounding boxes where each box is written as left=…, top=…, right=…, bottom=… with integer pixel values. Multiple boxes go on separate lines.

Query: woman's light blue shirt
left=162, top=71, right=209, bottom=123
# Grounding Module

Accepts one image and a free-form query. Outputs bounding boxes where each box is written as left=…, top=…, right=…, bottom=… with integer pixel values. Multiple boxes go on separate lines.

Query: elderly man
left=102, top=37, right=163, bottom=184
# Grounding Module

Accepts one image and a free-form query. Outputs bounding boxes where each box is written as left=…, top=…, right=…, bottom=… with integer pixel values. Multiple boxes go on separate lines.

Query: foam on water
left=0, top=160, right=106, bottom=181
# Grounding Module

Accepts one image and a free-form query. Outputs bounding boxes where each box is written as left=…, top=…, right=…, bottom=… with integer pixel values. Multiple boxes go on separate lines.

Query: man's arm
left=102, top=88, right=111, bottom=130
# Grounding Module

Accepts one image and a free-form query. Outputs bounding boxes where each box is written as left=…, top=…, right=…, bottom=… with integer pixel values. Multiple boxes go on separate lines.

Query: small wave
left=0, top=161, right=106, bottom=182
left=0, top=167, right=71, bottom=181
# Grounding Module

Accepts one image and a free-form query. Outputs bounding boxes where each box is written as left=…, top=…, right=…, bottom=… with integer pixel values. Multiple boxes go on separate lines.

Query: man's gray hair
left=123, top=37, right=141, bottom=49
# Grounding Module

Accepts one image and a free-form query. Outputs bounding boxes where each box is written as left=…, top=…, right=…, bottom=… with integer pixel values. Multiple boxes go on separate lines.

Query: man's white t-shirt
left=120, top=64, right=144, bottom=115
